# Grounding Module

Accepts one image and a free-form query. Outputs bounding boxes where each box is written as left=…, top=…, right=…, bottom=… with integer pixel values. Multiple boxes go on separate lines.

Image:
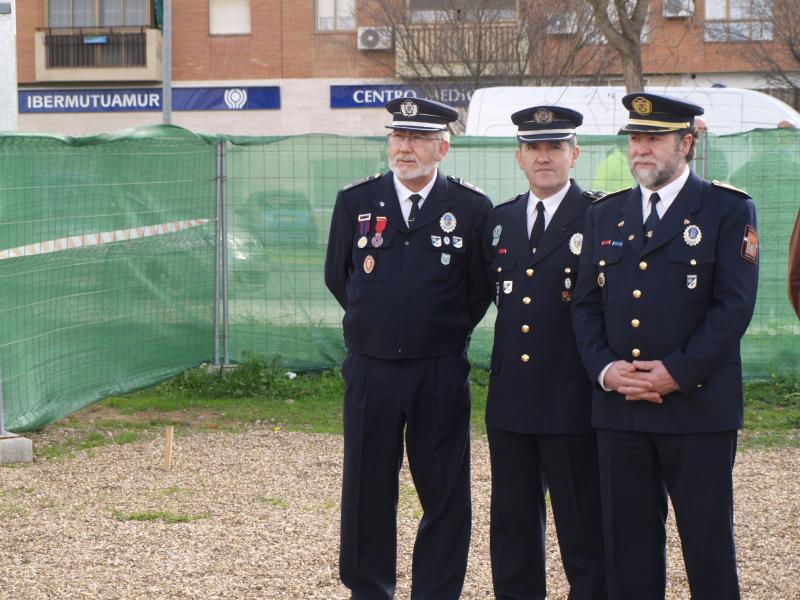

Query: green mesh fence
left=0, top=127, right=797, bottom=431
left=0, top=126, right=218, bottom=431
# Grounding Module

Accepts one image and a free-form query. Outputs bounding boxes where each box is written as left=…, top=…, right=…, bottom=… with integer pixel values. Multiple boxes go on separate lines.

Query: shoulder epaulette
left=343, top=173, right=381, bottom=191
left=593, top=187, right=631, bottom=203
left=447, top=175, right=485, bottom=195
left=583, top=189, right=607, bottom=202
left=712, top=180, right=751, bottom=198
left=493, top=193, right=526, bottom=210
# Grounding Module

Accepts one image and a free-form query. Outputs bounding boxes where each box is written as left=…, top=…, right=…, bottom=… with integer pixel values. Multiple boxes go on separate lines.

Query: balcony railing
left=395, top=22, right=528, bottom=78
left=43, top=28, right=148, bottom=68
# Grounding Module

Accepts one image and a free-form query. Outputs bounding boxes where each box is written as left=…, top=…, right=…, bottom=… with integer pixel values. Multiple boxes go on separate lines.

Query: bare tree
left=586, top=0, right=651, bottom=92
left=359, top=0, right=613, bottom=102
left=731, top=0, right=800, bottom=105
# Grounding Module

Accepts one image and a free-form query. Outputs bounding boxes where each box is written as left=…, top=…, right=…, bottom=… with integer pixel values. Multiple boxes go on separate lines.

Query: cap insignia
left=533, top=109, right=554, bottom=124
left=400, top=100, right=418, bottom=117
left=632, top=96, right=653, bottom=116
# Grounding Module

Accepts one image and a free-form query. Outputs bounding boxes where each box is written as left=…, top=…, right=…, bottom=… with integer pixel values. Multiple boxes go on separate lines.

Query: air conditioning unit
left=547, top=13, right=577, bottom=35
left=357, top=27, right=393, bottom=51
left=663, top=0, right=694, bottom=18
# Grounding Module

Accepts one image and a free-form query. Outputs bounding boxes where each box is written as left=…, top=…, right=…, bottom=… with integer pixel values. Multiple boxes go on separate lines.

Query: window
left=409, top=0, right=516, bottom=22
left=704, top=0, right=773, bottom=41
left=316, top=0, right=355, bottom=31
left=209, top=0, right=251, bottom=35
left=47, top=0, right=148, bottom=28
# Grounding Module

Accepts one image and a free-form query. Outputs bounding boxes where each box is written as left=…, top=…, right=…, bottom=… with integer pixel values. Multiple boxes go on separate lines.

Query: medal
left=444, top=236, right=451, bottom=246
left=372, top=216, right=387, bottom=248
left=564, top=277, right=572, bottom=290
left=569, top=233, right=583, bottom=255
left=561, top=290, right=572, bottom=302
left=440, top=212, right=457, bottom=233
left=683, top=224, right=702, bottom=246
left=441, top=253, right=451, bottom=265
left=357, top=214, right=371, bottom=249
left=363, top=255, right=375, bottom=274
left=597, top=272, right=606, bottom=288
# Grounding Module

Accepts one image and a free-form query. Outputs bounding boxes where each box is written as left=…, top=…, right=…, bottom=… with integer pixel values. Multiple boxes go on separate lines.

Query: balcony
left=395, top=22, right=528, bottom=78
left=34, top=28, right=162, bottom=82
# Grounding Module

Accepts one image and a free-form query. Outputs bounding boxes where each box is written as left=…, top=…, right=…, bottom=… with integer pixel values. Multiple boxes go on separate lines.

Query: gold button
left=628, top=234, right=635, bottom=241
left=564, top=267, right=572, bottom=274
left=633, top=289, right=642, bottom=299
left=497, top=267, right=502, bottom=273
left=690, top=259, right=697, bottom=266
left=631, top=319, right=640, bottom=328
left=521, top=324, right=530, bottom=333
left=697, top=384, right=703, bottom=389
left=639, top=261, right=648, bottom=270
left=522, top=296, right=531, bottom=304
left=632, top=348, right=641, bottom=358
left=599, top=260, right=606, bottom=267
left=521, top=354, right=530, bottom=363
left=526, top=268, right=534, bottom=277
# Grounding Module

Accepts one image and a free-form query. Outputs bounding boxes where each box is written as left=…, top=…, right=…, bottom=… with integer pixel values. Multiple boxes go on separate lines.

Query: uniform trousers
left=339, top=352, right=472, bottom=600
left=596, top=429, right=740, bottom=600
left=488, top=428, right=607, bottom=600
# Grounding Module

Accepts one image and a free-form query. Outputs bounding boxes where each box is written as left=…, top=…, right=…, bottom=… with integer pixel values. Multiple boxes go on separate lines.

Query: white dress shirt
left=526, top=181, right=572, bottom=237
left=393, top=169, right=438, bottom=226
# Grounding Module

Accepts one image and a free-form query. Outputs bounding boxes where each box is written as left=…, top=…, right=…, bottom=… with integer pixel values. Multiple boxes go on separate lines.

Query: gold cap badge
left=632, top=96, right=653, bottom=116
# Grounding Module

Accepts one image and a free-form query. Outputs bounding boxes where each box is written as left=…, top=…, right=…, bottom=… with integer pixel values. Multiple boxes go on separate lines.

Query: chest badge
left=452, top=236, right=463, bottom=249
left=683, top=224, right=702, bottom=246
left=597, top=272, right=606, bottom=288
left=687, top=274, right=698, bottom=289
left=431, top=235, right=442, bottom=248
left=503, top=280, right=513, bottom=294
left=441, top=252, right=451, bottom=265
left=564, top=277, right=572, bottom=290
left=363, top=254, right=375, bottom=274
left=492, top=224, right=502, bottom=246
left=569, top=233, right=583, bottom=255
left=440, top=212, right=457, bottom=233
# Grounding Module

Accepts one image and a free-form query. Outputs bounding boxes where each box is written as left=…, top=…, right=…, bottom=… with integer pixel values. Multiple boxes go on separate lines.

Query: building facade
left=13, top=0, right=800, bottom=136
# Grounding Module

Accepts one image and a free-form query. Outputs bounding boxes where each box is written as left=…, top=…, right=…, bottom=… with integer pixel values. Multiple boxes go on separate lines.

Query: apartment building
left=13, top=1, right=798, bottom=136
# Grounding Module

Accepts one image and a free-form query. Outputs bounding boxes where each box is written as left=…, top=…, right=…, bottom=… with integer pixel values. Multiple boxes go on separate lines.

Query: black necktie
left=644, top=193, right=661, bottom=240
left=529, top=201, right=545, bottom=254
left=407, top=194, right=422, bottom=228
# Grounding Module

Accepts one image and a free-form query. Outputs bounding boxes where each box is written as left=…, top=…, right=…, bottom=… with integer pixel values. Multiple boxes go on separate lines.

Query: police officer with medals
left=484, top=106, right=607, bottom=600
left=571, top=93, right=759, bottom=599
left=324, top=97, right=492, bottom=600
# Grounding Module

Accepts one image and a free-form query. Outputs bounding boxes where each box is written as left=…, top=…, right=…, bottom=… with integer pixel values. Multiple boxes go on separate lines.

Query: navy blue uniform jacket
left=571, top=172, right=759, bottom=433
left=485, top=181, right=594, bottom=433
left=325, top=170, right=493, bottom=359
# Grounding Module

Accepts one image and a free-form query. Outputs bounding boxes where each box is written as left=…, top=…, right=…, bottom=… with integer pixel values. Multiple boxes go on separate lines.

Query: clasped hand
left=603, top=360, right=679, bottom=404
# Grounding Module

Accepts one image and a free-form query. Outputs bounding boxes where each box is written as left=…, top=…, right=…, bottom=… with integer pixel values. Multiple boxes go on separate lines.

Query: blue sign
left=83, top=35, right=108, bottom=45
left=173, top=87, right=280, bottom=111
left=331, top=84, right=473, bottom=109
left=19, top=87, right=280, bottom=113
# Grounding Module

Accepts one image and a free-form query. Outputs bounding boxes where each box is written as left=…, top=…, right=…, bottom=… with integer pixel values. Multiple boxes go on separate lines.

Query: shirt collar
left=393, top=169, right=438, bottom=203
left=527, top=180, right=572, bottom=218
left=639, top=165, right=691, bottom=215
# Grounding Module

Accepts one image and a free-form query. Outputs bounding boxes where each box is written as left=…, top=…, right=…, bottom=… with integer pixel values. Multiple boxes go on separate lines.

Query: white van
left=465, top=86, right=800, bottom=136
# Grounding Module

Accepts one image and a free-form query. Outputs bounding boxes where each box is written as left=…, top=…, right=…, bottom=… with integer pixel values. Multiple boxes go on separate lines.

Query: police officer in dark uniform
left=324, top=97, right=492, bottom=600
left=484, top=106, right=607, bottom=600
left=572, top=93, right=759, bottom=600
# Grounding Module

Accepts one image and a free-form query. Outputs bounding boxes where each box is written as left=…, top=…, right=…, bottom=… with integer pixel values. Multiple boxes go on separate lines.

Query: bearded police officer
left=324, top=97, right=492, bottom=600
left=572, top=93, right=759, bottom=599
left=484, top=106, right=607, bottom=600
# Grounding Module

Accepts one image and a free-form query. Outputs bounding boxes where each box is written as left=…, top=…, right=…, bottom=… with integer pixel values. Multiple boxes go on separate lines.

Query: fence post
left=214, top=140, right=222, bottom=366
left=0, top=366, right=6, bottom=435
left=220, top=140, right=231, bottom=367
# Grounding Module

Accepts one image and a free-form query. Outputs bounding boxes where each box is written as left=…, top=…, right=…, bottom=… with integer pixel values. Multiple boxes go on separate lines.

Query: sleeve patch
left=741, top=225, right=759, bottom=264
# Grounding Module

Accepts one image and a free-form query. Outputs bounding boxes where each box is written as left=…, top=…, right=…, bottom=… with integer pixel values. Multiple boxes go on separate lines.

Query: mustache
left=393, top=154, right=418, bottom=164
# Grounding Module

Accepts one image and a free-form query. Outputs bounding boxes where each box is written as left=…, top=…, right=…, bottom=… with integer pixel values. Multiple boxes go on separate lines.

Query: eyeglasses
left=387, top=132, right=444, bottom=145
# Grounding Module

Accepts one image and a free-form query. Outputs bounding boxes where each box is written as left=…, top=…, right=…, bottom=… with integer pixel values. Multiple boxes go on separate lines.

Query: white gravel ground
left=1, top=429, right=798, bottom=599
